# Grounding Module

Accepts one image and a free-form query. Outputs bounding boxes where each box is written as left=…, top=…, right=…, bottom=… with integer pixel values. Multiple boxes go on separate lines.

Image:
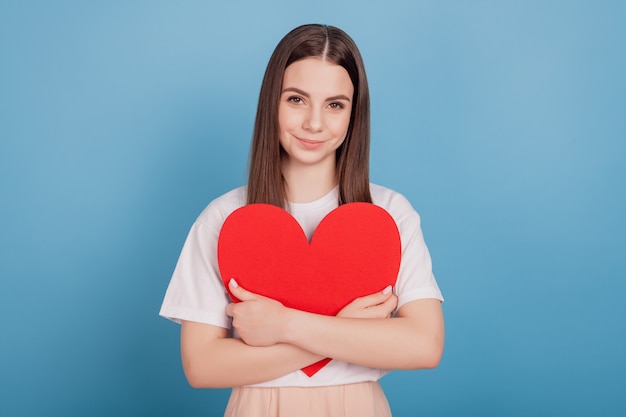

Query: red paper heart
left=217, top=202, right=401, bottom=377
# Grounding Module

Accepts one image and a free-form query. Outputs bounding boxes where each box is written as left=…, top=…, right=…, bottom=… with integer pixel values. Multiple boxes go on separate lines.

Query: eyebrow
left=281, top=87, right=351, bottom=102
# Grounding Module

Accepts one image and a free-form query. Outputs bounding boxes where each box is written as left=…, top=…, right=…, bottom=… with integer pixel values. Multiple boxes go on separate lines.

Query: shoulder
left=369, top=183, right=420, bottom=226
left=195, top=186, right=247, bottom=229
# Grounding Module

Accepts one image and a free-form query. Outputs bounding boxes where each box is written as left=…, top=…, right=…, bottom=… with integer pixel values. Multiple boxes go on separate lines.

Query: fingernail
left=382, top=285, right=392, bottom=295
left=229, top=278, right=239, bottom=288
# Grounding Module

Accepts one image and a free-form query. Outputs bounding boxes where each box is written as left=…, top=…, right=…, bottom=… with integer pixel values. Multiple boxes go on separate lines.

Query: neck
left=282, top=157, right=337, bottom=203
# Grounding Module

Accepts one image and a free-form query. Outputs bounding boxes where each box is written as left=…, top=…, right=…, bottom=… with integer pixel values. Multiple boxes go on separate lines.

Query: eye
left=287, top=96, right=304, bottom=104
left=328, top=102, right=345, bottom=110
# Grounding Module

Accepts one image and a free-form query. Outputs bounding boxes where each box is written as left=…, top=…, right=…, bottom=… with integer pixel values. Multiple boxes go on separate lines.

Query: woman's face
left=278, top=57, right=354, bottom=170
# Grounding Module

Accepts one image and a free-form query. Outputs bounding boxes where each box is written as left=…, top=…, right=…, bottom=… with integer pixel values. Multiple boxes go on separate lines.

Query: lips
left=296, top=137, right=324, bottom=149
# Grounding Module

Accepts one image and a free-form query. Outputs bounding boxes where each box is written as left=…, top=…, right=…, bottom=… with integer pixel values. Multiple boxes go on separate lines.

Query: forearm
left=283, top=299, right=444, bottom=370
left=181, top=321, right=323, bottom=388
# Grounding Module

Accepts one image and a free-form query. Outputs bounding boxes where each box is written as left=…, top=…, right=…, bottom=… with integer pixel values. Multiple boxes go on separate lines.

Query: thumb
left=228, top=278, right=260, bottom=302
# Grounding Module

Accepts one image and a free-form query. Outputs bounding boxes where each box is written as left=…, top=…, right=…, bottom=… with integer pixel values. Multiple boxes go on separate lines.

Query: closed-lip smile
left=297, top=137, right=323, bottom=144
left=296, top=136, right=325, bottom=149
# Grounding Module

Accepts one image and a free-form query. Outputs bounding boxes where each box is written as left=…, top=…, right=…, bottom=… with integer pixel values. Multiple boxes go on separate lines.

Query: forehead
left=282, top=58, right=354, bottom=97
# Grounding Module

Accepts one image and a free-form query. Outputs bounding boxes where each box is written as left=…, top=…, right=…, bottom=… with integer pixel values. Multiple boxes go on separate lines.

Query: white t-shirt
left=159, top=183, right=443, bottom=387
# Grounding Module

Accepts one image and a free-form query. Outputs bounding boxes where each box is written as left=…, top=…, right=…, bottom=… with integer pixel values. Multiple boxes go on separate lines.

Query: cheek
left=278, top=111, right=294, bottom=148
left=277, top=109, right=287, bottom=133
left=278, top=106, right=298, bottom=132
left=329, top=114, right=351, bottom=138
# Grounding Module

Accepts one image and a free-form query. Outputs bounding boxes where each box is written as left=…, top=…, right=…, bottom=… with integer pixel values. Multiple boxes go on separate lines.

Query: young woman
left=160, top=24, right=444, bottom=416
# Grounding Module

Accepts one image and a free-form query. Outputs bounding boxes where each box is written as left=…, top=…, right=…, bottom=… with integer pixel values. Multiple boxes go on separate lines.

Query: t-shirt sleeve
left=159, top=217, right=232, bottom=329
left=393, top=197, right=444, bottom=308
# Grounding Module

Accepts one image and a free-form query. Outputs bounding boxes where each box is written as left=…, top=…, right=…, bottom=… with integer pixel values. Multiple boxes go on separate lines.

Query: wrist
left=281, top=307, right=301, bottom=345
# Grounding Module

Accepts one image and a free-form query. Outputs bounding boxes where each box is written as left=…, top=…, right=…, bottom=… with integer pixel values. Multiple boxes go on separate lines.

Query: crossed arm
left=181, top=280, right=444, bottom=388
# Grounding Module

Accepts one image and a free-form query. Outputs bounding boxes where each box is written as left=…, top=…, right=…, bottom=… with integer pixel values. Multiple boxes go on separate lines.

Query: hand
left=225, top=279, right=289, bottom=347
left=337, top=285, right=398, bottom=319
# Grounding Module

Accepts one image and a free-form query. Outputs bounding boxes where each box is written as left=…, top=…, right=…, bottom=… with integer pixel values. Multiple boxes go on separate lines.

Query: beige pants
left=223, top=381, right=392, bottom=417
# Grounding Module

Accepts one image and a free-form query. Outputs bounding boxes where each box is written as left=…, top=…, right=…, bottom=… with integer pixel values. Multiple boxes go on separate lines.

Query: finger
left=363, top=294, right=398, bottom=318
left=384, top=293, right=398, bottom=311
left=379, top=294, right=398, bottom=317
left=228, top=278, right=261, bottom=302
left=356, top=286, right=394, bottom=309
left=225, top=302, right=236, bottom=317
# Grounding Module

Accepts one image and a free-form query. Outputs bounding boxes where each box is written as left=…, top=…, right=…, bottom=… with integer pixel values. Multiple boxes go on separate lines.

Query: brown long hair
left=247, top=24, right=372, bottom=207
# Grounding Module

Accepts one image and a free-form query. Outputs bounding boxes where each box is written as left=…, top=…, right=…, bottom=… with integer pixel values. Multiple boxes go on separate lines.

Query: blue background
left=1, top=1, right=625, bottom=416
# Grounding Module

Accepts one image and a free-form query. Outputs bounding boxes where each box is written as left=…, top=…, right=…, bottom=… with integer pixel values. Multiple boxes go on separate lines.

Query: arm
left=180, top=321, right=323, bottom=388
left=228, top=280, right=444, bottom=371
left=285, top=298, right=444, bottom=369
left=180, top=285, right=398, bottom=388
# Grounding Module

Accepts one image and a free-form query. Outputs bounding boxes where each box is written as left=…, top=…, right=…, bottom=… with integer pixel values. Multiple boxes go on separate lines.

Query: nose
left=303, top=107, right=323, bottom=132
